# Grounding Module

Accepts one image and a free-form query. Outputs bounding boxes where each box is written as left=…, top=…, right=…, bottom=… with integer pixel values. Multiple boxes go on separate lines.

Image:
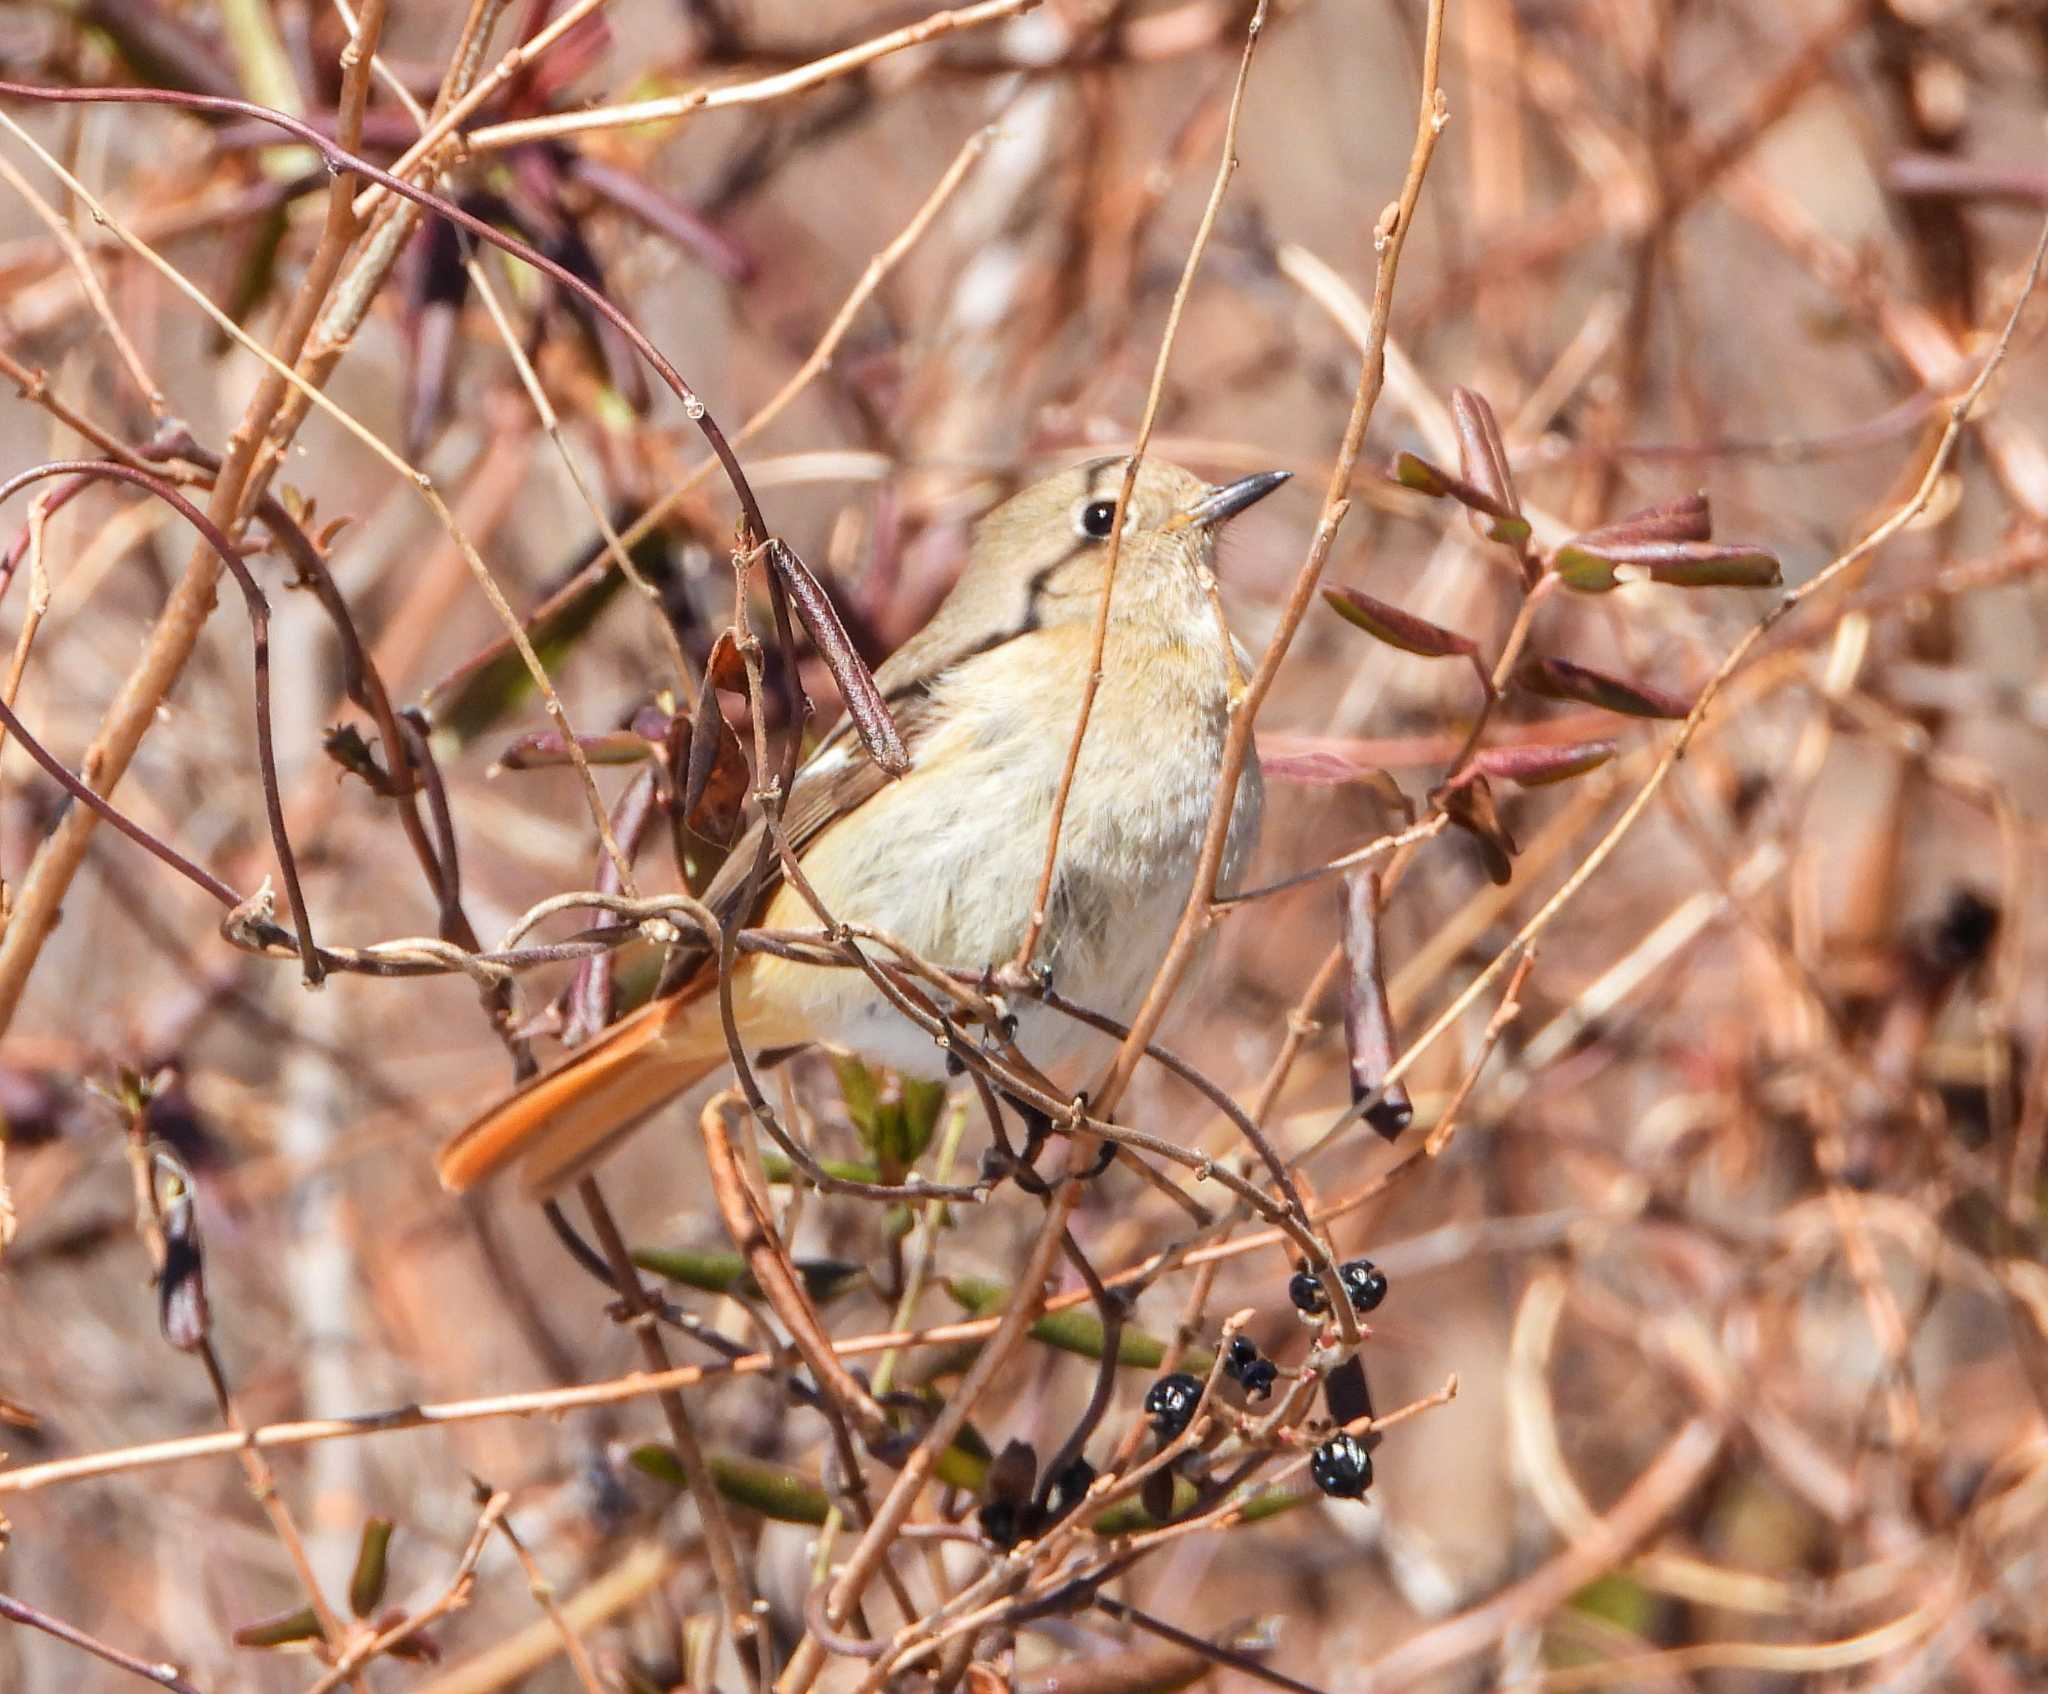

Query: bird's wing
left=696, top=556, right=1059, bottom=929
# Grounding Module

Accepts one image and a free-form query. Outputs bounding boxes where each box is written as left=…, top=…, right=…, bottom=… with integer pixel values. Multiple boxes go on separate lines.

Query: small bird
left=438, top=457, right=1286, bottom=1197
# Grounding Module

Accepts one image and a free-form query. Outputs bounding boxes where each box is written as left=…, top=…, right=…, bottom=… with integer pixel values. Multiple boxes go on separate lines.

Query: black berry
left=1310, top=1433, right=1373, bottom=1499
left=1340, top=1259, right=1388, bottom=1313
left=1144, top=1372, right=1203, bottom=1439
left=1288, top=1270, right=1329, bottom=1315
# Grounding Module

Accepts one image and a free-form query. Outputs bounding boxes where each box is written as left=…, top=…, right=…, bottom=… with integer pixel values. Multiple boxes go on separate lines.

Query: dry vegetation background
left=2, top=0, right=2048, bottom=1691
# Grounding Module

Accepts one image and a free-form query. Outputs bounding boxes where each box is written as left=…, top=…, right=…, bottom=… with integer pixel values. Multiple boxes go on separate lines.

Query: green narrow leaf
left=422, top=569, right=627, bottom=747
left=1551, top=544, right=1620, bottom=593
left=233, top=1607, right=324, bottom=1649
left=897, top=1077, right=947, bottom=1166
left=1093, top=1476, right=1198, bottom=1536
left=831, top=1053, right=882, bottom=1140
left=629, top=1444, right=834, bottom=1525
left=935, top=1441, right=990, bottom=1491
left=836, top=1059, right=946, bottom=1173
left=632, top=1247, right=747, bottom=1296
left=1390, top=449, right=1451, bottom=496
left=632, top=1246, right=863, bottom=1306
left=945, top=1277, right=1212, bottom=1374
left=348, top=1518, right=394, bottom=1619
left=1572, top=1573, right=1657, bottom=1633
left=1241, top=1485, right=1308, bottom=1523
left=1090, top=1480, right=1304, bottom=1537
left=1553, top=538, right=1780, bottom=592
left=756, top=1152, right=883, bottom=1186
left=1640, top=543, right=1782, bottom=589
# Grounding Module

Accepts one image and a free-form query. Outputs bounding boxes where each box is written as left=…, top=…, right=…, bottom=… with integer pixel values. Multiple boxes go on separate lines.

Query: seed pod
left=155, top=1159, right=209, bottom=1352
left=1341, top=870, right=1412, bottom=1139
left=1323, top=1356, right=1374, bottom=1431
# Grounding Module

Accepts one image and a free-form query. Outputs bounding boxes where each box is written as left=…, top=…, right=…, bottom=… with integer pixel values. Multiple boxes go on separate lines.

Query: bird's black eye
left=1077, top=499, right=1118, bottom=540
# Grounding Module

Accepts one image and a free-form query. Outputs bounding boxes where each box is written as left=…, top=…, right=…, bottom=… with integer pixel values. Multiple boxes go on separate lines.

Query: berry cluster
left=1223, top=1334, right=1278, bottom=1400
left=1133, top=1264, right=1390, bottom=1517
left=1288, top=1257, right=1388, bottom=1318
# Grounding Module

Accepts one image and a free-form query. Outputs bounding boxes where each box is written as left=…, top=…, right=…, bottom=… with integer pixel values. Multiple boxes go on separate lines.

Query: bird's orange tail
left=438, top=977, right=731, bottom=1199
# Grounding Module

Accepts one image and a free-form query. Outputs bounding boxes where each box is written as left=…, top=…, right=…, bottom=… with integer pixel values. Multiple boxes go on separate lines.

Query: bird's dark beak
left=1180, top=470, right=1291, bottom=529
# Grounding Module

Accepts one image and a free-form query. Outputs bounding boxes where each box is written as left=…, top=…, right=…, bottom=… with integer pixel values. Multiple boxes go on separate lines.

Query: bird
left=437, top=456, right=1287, bottom=1198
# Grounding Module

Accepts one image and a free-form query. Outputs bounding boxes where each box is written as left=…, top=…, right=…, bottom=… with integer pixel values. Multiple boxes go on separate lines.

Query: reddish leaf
left=1518, top=657, right=1691, bottom=720
left=517, top=8, right=611, bottom=105
left=570, top=155, right=755, bottom=285
left=1452, top=387, right=1519, bottom=522
left=1576, top=492, right=1711, bottom=546
left=1340, top=871, right=1412, bottom=1140
left=374, top=1611, right=442, bottom=1663
left=1260, top=748, right=1379, bottom=786
left=1472, top=739, right=1618, bottom=787
left=1323, top=587, right=1477, bottom=660
left=1260, top=747, right=1414, bottom=822
left=1390, top=452, right=1530, bottom=547
left=1390, top=451, right=1521, bottom=526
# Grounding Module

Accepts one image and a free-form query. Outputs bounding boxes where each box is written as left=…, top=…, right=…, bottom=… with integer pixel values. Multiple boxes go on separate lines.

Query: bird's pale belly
left=750, top=675, right=1261, bottom=1083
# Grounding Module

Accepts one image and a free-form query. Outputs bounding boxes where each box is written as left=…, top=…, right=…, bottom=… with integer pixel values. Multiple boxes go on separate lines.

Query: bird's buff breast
left=750, top=622, right=1261, bottom=1081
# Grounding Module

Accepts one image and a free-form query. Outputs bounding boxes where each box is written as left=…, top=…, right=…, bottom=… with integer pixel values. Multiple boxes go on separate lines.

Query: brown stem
left=576, top=1176, right=771, bottom=1688
left=0, top=0, right=389, bottom=1031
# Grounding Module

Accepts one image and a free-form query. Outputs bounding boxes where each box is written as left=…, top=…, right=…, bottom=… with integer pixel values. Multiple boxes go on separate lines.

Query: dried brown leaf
left=766, top=539, right=908, bottom=776
left=1340, top=870, right=1412, bottom=1140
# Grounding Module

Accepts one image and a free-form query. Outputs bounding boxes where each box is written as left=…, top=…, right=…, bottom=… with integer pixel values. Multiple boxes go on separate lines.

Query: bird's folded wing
left=697, top=565, right=1053, bottom=930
